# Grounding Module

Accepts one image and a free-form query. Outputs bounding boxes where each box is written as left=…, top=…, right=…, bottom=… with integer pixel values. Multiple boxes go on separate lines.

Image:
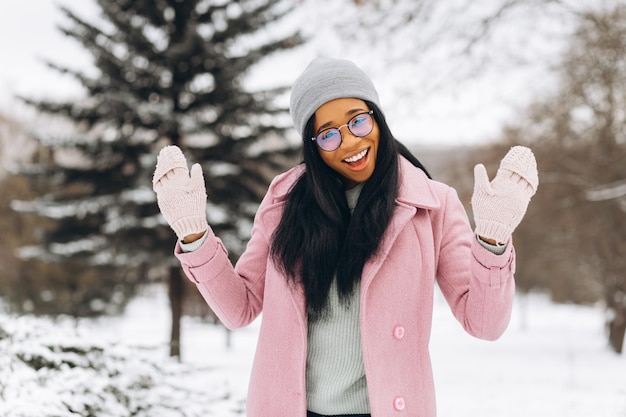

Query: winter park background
left=1, top=0, right=626, bottom=416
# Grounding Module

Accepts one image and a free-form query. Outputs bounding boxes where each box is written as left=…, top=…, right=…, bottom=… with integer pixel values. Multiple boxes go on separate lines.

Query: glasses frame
left=311, top=110, right=374, bottom=152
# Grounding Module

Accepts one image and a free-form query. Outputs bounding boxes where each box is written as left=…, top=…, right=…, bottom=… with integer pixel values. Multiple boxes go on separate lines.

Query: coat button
left=393, top=396, right=406, bottom=411
left=393, top=325, right=405, bottom=340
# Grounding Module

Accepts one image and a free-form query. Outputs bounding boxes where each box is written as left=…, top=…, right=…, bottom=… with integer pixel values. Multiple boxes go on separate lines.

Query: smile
left=343, top=148, right=369, bottom=163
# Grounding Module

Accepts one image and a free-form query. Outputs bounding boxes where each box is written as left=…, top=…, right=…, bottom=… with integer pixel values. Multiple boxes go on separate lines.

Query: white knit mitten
left=471, top=146, right=538, bottom=244
left=152, top=145, right=209, bottom=240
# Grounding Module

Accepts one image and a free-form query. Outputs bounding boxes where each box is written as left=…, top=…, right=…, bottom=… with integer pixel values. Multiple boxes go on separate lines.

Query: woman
left=152, top=57, right=538, bottom=417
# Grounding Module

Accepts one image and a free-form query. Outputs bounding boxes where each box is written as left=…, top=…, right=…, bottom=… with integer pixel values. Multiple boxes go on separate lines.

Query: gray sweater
left=306, top=184, right=369, bottom=414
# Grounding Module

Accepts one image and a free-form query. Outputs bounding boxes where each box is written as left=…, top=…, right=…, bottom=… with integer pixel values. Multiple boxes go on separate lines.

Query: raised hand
left=152, top=145, right=209, bottom=241
left=471, top=146, right=539, bottom=245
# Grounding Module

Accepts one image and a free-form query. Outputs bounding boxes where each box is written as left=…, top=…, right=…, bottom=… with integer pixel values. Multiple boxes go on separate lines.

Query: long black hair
left=270, top=101, right=430, bottom=320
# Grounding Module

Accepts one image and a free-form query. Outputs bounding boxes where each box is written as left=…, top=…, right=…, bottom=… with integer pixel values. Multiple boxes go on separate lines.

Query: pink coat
left=175, top=157, right=516, bottom=417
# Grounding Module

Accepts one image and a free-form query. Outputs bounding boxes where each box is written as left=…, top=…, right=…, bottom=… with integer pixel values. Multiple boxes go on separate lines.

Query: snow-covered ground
left=3, top=285, right=623, bottom=416
left=431, top=293, right=626, bottom=417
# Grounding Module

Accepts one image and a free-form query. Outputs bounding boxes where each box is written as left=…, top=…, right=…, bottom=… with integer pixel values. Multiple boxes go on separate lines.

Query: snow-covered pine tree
left=13, top=0, right=302, bottom=356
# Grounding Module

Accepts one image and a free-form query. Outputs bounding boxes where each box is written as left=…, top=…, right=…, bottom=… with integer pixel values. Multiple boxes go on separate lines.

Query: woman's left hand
left=471, top=146, right=539, bottom=245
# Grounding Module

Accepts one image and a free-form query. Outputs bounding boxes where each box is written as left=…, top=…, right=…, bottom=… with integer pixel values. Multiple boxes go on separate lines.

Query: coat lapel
left=361, top=157, right=442, bottom=293
left=258, top=165, right=308, bottom=325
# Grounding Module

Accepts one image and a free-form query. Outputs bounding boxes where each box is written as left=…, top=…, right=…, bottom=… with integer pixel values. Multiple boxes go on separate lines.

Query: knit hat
left=289, top=57, right=381, bottom=137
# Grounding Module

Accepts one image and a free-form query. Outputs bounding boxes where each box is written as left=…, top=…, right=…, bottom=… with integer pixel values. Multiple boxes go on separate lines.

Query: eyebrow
left=317, top=108, right=368, bottom=132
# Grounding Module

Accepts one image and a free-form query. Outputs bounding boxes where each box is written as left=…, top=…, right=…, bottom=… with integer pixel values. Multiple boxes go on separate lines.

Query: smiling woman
left=313, top=99, right=379, bottom=188
left=152, top=57, right=539, bottom=417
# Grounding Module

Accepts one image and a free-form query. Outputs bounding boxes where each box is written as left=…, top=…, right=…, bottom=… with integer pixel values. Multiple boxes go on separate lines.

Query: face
left=313, top=98, right=379, bottom=189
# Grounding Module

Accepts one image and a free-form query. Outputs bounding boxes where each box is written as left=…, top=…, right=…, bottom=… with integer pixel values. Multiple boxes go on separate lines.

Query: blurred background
left=0, top=0, right=625, bottom=416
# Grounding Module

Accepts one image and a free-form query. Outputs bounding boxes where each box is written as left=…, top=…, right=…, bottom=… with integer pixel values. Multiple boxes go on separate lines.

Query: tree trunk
left=168, top=266, right=184, bottom=359
left=608, top=303, right=625, bottom=354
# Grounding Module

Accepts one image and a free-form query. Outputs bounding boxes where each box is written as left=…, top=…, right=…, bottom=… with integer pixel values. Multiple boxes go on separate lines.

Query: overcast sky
left=0, top=1, right=101, bottom=110
left=0, top=1, right=573, bottom=146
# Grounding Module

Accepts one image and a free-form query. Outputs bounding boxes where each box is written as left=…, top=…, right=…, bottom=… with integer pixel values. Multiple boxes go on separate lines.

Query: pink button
left=393, top=325, right=405, bottom=340
left=393, top=396, right=406, bottom=411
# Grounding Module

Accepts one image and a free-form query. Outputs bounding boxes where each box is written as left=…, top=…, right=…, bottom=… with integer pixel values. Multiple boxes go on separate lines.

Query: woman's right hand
left=152, top=145, right=209, bottom=241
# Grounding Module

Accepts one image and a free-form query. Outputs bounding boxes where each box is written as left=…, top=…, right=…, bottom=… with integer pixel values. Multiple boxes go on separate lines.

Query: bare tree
left=476, top=4, right=626, bottom=353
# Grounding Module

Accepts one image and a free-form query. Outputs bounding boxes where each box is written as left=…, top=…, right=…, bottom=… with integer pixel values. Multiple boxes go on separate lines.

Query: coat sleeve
left=173, top=192, right=276, bottom=330
left=435, top=186, right=516, bottom=341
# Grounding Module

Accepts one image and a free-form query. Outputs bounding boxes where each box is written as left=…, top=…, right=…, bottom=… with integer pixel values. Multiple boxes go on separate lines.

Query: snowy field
left=2, top=286, right=625, bottom=416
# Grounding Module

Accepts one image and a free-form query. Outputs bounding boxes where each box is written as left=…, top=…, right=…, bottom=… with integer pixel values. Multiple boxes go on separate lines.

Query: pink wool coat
left=174, top=157, right=516, bottom=417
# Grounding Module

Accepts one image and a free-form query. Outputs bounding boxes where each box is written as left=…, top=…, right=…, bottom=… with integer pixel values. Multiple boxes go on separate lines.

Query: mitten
left=471, top=145, right=538, bottom=244
left=152, top=145, right=209, bottom=240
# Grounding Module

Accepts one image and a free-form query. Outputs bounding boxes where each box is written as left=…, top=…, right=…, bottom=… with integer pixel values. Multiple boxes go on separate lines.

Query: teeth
left=344, top=149, right=368, bottom=163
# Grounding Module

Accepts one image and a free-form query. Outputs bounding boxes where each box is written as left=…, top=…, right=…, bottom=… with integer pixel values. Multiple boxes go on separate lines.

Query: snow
left=431, top=293, right=626, bottom=417
left=0, top=2, right=625, bottom=414
left=2, top=286, right=624, bottom=416
left=587, top=181, right=626, bottom=201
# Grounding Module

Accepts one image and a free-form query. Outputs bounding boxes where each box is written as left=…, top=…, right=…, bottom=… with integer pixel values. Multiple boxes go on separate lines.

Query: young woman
left=152, top=57, right=538, bottom=417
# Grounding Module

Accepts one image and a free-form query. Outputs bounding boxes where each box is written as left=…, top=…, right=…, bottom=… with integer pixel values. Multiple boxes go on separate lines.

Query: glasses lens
left=348, top=113, right=373, bottom=137
left=316, top=129, right=342, bottom=151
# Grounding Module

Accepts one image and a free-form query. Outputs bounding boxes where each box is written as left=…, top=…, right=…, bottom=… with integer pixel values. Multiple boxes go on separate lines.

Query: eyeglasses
left=311, top=110, right=374, bottom=152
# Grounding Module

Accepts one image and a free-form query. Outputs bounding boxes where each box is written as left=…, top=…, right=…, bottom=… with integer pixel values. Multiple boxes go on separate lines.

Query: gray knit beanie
left=289, top=57, right=380, bottom=137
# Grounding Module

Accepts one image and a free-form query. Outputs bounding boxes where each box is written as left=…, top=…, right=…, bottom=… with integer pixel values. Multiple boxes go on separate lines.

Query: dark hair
left=270, top=101, right=430, bottom=320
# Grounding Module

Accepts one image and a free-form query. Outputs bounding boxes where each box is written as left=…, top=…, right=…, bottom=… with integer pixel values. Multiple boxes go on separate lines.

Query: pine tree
left=13, top=0, right=302, bottom=356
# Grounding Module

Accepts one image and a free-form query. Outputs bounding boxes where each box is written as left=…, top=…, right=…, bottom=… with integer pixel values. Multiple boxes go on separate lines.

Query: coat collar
left=358, top=156, right=441, bottom=293
left=395, top=156, right=441, bottom=210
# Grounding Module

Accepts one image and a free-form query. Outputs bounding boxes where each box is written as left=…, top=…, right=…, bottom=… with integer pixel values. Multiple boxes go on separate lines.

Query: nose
left=338, top=125, right=361, bottom=148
